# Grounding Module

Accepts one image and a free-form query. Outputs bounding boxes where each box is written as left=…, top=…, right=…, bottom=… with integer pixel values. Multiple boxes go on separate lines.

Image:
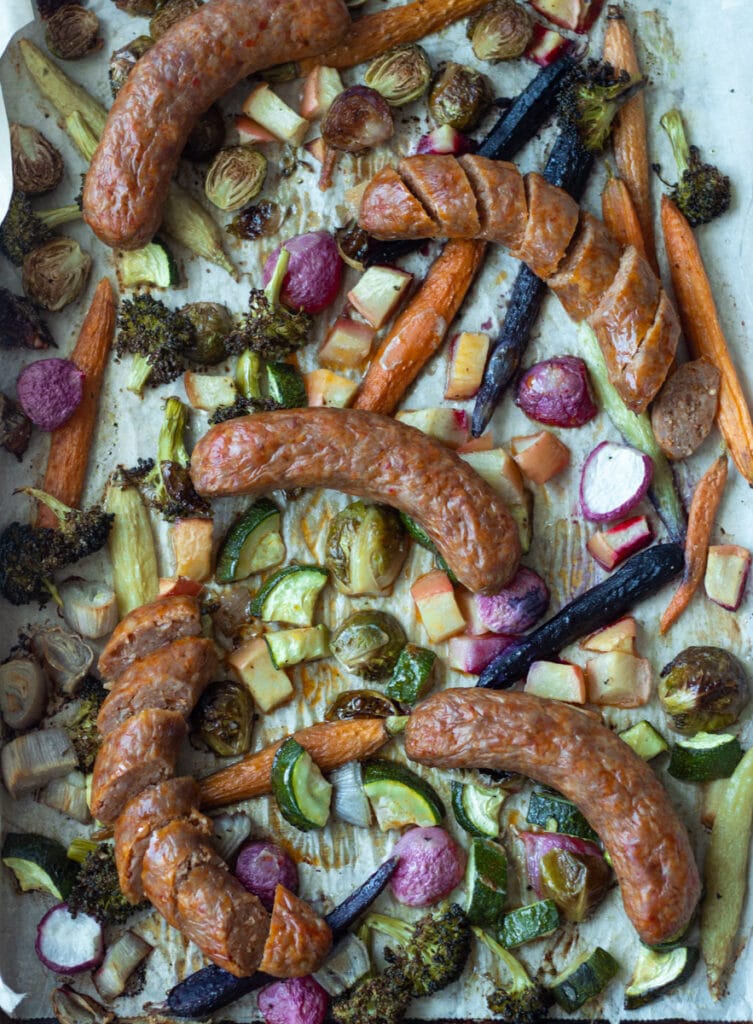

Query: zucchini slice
left=499, top=899, right=560, bottom=948
left=265, top=624, right=330, bottom=669
left=215, top=499, right=284, bottom=582
left=385, top=644, right=437, bottom=706
left=624, top=944, right=698, bottom=1009
left=465, top=837, right=507, bottom=930
left=526, top=790, right=599, bottom=843
left=251, top=564, right=329, bottom=626
left=451, top=780, right=505, bottom=838
left=1, top=833, right=79, bottom=900
left=668, top=732, right=744, bottom=782
left=271, top=738, right=332, bottom=831
left=362, top=759, right=445, bottom=831
left=549, top=946, right=619, bottom=1011
left=266, top=361, right=307, bottom=409
left=618, top=720, right=669, bottom=761
left=118, top=237, right=180, bottom=288
left=397, top=512, right=458, bottom=582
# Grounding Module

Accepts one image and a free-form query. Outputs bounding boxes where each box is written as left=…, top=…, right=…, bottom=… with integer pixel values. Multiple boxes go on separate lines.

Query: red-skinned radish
left=263, top=232, right=343, bottom=315
left=17, top=358, right=84, bottom=431
left=519, top=831, right=603, bottom=896
left=390, top=826, right=466, bottom=907
left=234, top=841, right=298, bottom=910
left=36, top=904, right=104, bottom=975
left=580, top=441, right=653, bottom=522
left=516, top=356, right=597, bottom=428
left=258, top=975, right=328, bottom=1024
left=472, top=566, right=550, bottom=634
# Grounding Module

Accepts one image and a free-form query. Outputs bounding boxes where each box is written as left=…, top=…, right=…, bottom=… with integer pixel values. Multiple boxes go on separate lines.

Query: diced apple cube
left=580, top=616, right=637, bottom=654
left=228, top=636, right=294, bottom=713
left=242, top=84, right=309, bottom=147
left=528, top=0, right=603, bottom=33
left=586, top=516, right=654, bottom=571
left=459, top=448, right=528, bottom=505
left=448, top=633, right=515, bottom=674
left=457, top=433, right=494, bottom=453
left=524, top=661, right=586, bottom=703
left=396, top=408, right=470, bottom=449
left=524, top=22, right=574, bottom=66
left=171, top=518, right=214, bottom=582
left=445, top=331, right=490, bottom=400
left=304, top=137, right=327, bottom=163
left=300, top=65, right=344, bottom=121
left=184, top=371, right=237, bottom=413
left=510, top=430, right=570, bottom=485
left=347, top=265, right=413, bottom=329
left=234, top=114, right=278, bottom=144
left=319, top=315, right=376, bottom=369
left=704, top=544, right=751, bottom=610
left=411, top=569, right=466, bottom=643
left=304, top=369, right=358, bottom=408
left=455, top=588, right=488, bottom=636
left=585, top=651, right=652, bottom=708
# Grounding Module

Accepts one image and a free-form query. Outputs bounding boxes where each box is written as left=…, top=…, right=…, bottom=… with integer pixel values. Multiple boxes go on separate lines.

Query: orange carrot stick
left=601, top=174, right=646, bottom=257
left=661, top=195, right=753, bottom=484
left=37, top=277, right=116, bottom=528
left=354, top=238, right=486, bottom=415
left=660, top=453, right=728, bottom=634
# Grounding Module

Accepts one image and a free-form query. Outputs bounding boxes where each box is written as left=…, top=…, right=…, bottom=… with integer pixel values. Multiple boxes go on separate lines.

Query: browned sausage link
left=405, top=689, right=701, bottom=946
left=82, top=0, right=350, bottom=249
left=98, top=594, right=202, bottom=680
left=189, top=408, right=520, bottom=595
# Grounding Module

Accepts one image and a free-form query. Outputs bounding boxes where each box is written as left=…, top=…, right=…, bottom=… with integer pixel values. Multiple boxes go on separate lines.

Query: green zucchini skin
left=478, top=544, right=684, bottom=689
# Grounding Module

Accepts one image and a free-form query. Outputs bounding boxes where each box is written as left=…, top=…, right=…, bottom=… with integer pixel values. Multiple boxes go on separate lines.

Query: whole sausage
left=82, top=0, right=350, bottom=249
left=405, top=689, right=700, bottom=946
left=189, top=408, right=520, bottom=595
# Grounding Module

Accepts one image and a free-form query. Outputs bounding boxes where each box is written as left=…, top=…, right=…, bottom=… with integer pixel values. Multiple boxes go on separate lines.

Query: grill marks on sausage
left=98, top=594, right=203, bottom=680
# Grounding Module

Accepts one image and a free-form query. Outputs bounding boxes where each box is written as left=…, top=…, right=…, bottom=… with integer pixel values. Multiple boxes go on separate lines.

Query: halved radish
left=36, top=904, right=104, bottom=975
left=580, top=442, right=653, bottom=522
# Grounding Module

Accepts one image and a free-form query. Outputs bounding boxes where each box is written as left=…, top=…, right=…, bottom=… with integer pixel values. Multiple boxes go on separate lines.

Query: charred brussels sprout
left=364, top=44, right=432, bottom=107
left=45, top=4, right=102, bottom=60
left=109, top=35, right=153, bottom=96
left=194, top=680, right=254, bottom=757
left=659, top=646, right=749, bottom=734
left=112, top=0, right=160, bottom=14
left=325, top=501, right=408, bottom=596
left=205, top=147, right=267, bottom=212
left=10, top=125, right=64, bottom=195
left=180, top=301, right=233, bottom=364
left=323, top=86, right=394, bottom=153
left=22, top=237, right=92, bottom=312
left=428, top=63, right=492, bottom=131
left=183, top=104, right=225, bottom=163
left=149, top=0, right=203, bottom=39
left=467, top=0, right=532, bottom=62
left=331, top=610, right=406, bottom=681
left=325, top=689, right=400, bottom=721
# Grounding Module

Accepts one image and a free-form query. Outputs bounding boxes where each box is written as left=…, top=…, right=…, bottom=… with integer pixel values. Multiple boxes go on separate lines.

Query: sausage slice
left=259, top=885, right=332, bottom=978
left=548, top=212, right=622, bottom=322
left=397, top=155, right=480, bottom=239
left=358, top=166, right=441, bottom=240
left=141, top=819, right=224, bottom=924
left=621, top=289, right=682, bottom=416
left=98, top=594, right=202, bottom=680
left=458, top=155, right=528, bottom=251
left=515, top=172, right=580, bottom=280
left=650, top=358, right=720, bottom=460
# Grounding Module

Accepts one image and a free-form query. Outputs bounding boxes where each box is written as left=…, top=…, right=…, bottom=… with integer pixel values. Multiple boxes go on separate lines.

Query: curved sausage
left=405, top=689, right=701, bottom=946
left=82, top=0, right=350, bottom=249
left=259, top=885, right=332, bottom=978
left=98, top=594, right=202, bottom=680
left=189, top=408, right=520, bottom=595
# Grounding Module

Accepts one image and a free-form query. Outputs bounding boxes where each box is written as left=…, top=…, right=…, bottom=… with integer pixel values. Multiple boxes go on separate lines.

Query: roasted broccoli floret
left=473, top=927, right=551, bottom=1024
left=0, top=286, right=55, bottom=350
left=0, top=490, right=113, bottom=607
left=67, top=843, right=146, bottom=925
left=135, top=396, right=210, bottom=520
left=331, top=966, right=413, bottom=1024
left=558, top=60, right=645, bottom=153
left=116, top=294, right=196, bottom=396
left=227, top=248, right=312, bottom=360
left=659, top=108, right=731, bottom=226
left=367, top=904, right=471, bottom=998
left=67, top=675, right=107, bottom=771
left=209, top=395, right=280, bottom=425
left=0, top=191, right=83, bottom=266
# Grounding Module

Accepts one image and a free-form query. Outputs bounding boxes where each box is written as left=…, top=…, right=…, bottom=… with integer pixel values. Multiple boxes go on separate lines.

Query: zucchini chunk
left=624, top=944, right=698, bottom=1009
left=451, top=779, right=505, bottom=838
left=1, top=833, right=79, bottom=900
left=499, top=899, right=560, bottom=948
left=118, top=238, right=180, bottom=289
left=265, top=624, right=330, bottom=668
left=465, top=836, right=507, bottom=930
left=266, top=361, right=307, bottom=408
left=618, top=720, right=669, bottom=760
left=549, top=946, right=619, bottom=1011
left=251, top=564, right=329, bottom=626
left=271, top=738, right=332, bottom=831
left=216, top=498, right=284, bottom=582
left=526, top=789, right=599, bottom=842
left=385, top=644, right=437, bottom=705
left=362, top=759, right=444, bottom=831
left=668, top=732, right=744, bottom=782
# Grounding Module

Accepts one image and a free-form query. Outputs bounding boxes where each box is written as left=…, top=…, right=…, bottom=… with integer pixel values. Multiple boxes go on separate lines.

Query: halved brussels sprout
left=109, top=36, right=153, bottom=97
left=428, top=63, right=492, bottom=131
left=364, top=44, right=432, bottom=107
left=659, top=646, right=749, bottom=734
left=193, top=680, right=254, bottom=757
left=180, top=302, right=233, bottom=364
left=10, top=125, right=64, bottom=195
left=45, top=4, right=101, bottom=60
left=325, top=689, right=400, bottom=722
left=205, top=147, right=267, bottom=212
left=22, top=237, right=92, bottom=312
left=149, top=0, right=203, bottom=40
left=330, top=610, right=406, bottom=681
left=325, top=501, right=408, bottom=596
left=467, top=0, right=533, bottom=62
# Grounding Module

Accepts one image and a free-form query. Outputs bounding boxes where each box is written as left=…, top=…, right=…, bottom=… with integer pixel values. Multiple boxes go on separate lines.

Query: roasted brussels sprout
left=22, top=237, right=92, bottom=312
left=428, top=63, right=492, bottom=131
left=467, top=0, right=532, bottom=62
left=331, top=610, right=406, bottom=681
left=45, top=4, right=102, bottom=60
left=193, top=680, right=254, bottom=757
left=322, top=86, right=394, bottom=153
left=204, top=147, right=267, bottom=212
left=539, top=849, right=611, bottom=923
left=325, top=501, right=408, bottom=596
left=10, top=125, right=64, bottom=195
left=325, top=688, right=400, bottom=721
left=109, top=35, right=153, bottom=96
left=180, top=301, right=233, bottom=364
left=183, top=104, right=225, bottom=163
left=112, top=0, right=159, bottom=15
left=659, top=646, right=749, bottom=734
left=150, top=0, right=203, bottom=39
left=364, top=44, right=432, bottom=107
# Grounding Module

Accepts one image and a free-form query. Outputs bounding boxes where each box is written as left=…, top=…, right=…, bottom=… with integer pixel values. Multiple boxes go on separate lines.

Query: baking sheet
left=1, top=0, right=753, bottom=1020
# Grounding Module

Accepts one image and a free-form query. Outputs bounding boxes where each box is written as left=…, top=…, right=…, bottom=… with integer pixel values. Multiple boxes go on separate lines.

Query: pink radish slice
left=580, top=442, right=653, bottom=522
left=17, top=358, right=84, bottom=430
left=36, top=904, right=104, bottom=974
left=258, top=976, right=328, bottom=1024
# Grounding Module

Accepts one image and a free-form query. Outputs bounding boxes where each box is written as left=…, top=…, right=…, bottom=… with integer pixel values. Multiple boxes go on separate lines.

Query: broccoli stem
left=365, top=913, right=413, bottom=948
left=660, top=109, right=691, bottom=179
left=236, top=349, right=263, bottom=399
left=158, top=396, right=190, bottom=467
left=472, top=926, right=531, bottom=992
left=20, top=487, right=76, bottom=524
left=264, top=247, right=291, bottom=307
left=37, top=204, right=82, bottom=229
left=126, top=353, right=155, bottom=396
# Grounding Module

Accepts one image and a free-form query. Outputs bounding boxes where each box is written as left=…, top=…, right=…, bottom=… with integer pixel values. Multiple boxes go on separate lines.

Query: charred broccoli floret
left=659, top=108, right=731, bottom=226
left=209, top=348, right=282, bottom=423
left=0, top=490, right=113, bottom=607
left=67, top=843, right=146, bottom=925
left=227, top=248, right=312, bottom=360
left=67, top=675, right=107, bottom=771
left=558, top=60, right=645, bottom=153
left=473, top=927, right=551, bottom=1024
left=0, top=191, right=83, bottom=266
left=331, top=966, right=413, bottom=1024
left=209, top=395, right=280, bottom=424
left=116, top=294, right=196, bottom=396
left=135, top=396, right=210, bottom=520
left=367, top=904, right=471, bottom=998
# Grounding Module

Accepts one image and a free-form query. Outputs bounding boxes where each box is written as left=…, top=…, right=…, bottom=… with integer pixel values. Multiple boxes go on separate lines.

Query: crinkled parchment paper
left=1, top=0, right=753, bottom=1019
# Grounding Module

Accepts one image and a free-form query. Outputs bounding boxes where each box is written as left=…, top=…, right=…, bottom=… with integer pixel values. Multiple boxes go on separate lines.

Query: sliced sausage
left=90, top=708, right=187, bottom=824
left=405, top=689, right=700, bottom=946
left=98, top=594, right=202, bottom=680
left=97, top=636, right=217, bottom=736
left=114, top=777, right=210, bottom=903
left=650, top=358, right=720, bottom=460
left=515, top=171, right=580, bottom=280
left=141, top=819, right=224, bottom=925
left=458, top=155, right=528, bottom=251
left=358, top=166, right=441, bottom=240
left=548, top=212, right=622, bottom=322
left=622, top=290, right=682, bottom=417
left=397, top=155, right=480, bottom=239
left=82, top=0, right=350, bottom=249
left=189, top=408, right=520, bottom=595
left=259, top=885, right=332, bottom=978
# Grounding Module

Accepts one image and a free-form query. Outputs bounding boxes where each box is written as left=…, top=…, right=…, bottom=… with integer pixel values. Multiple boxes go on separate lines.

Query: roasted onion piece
left=322, top=86, right=394, bottom=153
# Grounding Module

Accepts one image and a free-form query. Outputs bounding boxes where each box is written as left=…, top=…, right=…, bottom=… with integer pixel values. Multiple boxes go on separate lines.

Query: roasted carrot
left=298, top=0, right=491, bottom=75
left=354, top=239, right=486, bottom=415
left=198, top=716, right=400, bottom=809
left=601, top=173, right=646, bottom=256
left=660, top=453, right=728, bottom=634
left=36, top=277, right=116, bottom=528
left=661, top=195, right=753, bottom=484
left=603, top=4, right=658, bottom=273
